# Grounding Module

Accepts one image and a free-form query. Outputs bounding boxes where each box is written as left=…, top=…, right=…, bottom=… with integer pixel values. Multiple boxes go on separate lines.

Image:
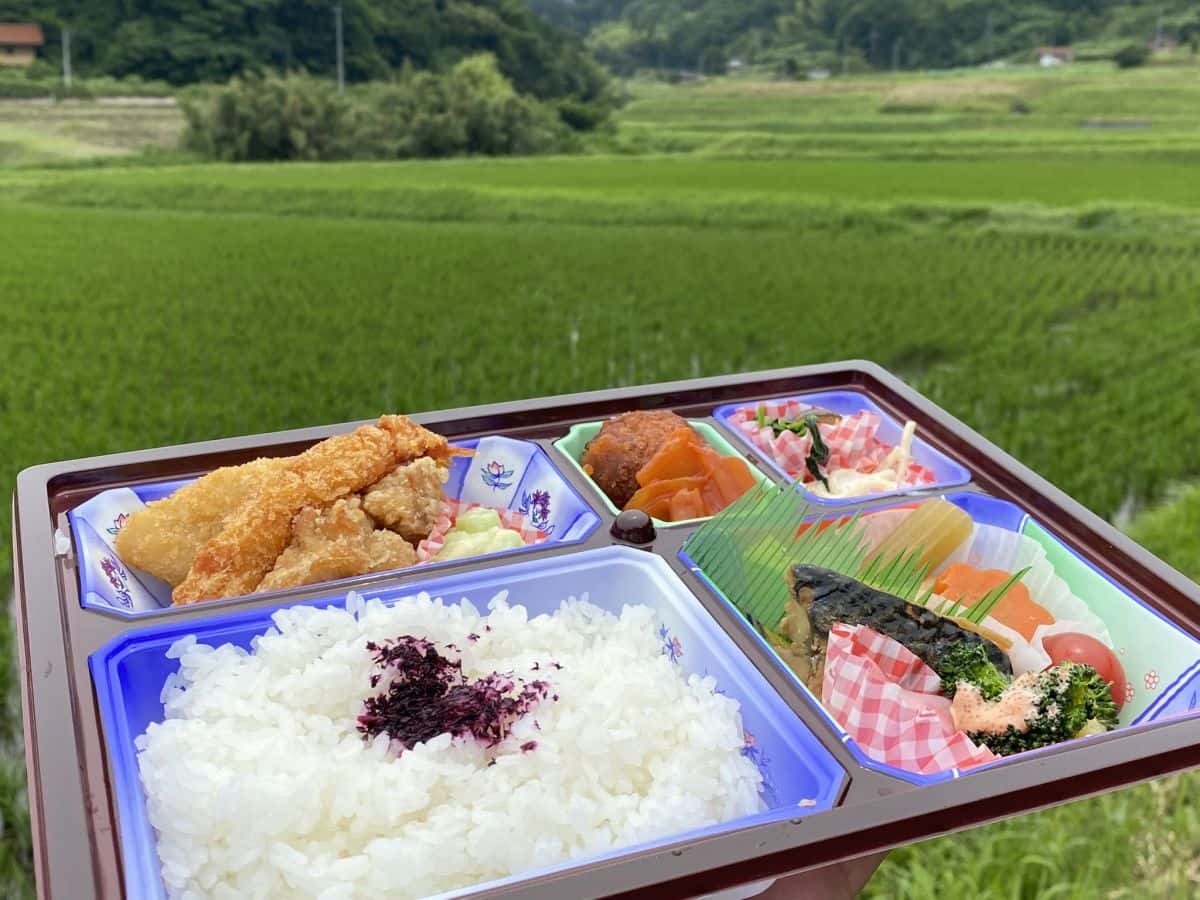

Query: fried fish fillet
left=256, top=497, right=417, bottom=593
left=113, top=457, right=290, bottom=586
left=360, top=456, right=448, bottom=543
left=172, top=415, right=455, bottom=606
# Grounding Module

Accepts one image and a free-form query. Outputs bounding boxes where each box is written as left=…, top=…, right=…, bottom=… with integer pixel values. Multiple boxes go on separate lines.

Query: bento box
left=14, top=361, right=1200, bottom=900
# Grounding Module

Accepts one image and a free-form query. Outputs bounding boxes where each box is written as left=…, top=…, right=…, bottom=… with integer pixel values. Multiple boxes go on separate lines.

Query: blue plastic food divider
left=683, top=490, right=1200, bottom=787
left=712, top=390, right=971, bottom=506
left=69, top=436, right=602, bottom=617
left=91, top=546, right=847, bottom=900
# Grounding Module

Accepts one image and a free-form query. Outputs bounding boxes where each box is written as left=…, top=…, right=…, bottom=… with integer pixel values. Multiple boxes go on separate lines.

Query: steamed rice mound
left=136, top=592, right=764, bottom=898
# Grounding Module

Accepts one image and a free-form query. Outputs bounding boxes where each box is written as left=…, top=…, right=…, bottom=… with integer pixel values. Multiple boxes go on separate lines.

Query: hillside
left=527, top=0, right=1200, bottom=74
left=0, top=0, right=609, bottom=107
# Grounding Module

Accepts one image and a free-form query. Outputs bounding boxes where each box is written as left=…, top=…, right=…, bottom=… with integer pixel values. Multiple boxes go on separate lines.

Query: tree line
left=0, top=0, right=613, bottom=126
left=528, top=0, right=1200, bottom=75
left=6, top=1, right=1196, bottom=98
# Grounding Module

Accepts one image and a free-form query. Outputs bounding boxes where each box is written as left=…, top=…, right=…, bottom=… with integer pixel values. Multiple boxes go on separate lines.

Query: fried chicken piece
left=256, top=497, right=417, bottom=593
left=581, top=410, right=691, bottom=508
left=172, top=415, right=454, bottom=606
left=360, top=456, right=448, bottom=543
left=113, top=457, right=290, bottom=586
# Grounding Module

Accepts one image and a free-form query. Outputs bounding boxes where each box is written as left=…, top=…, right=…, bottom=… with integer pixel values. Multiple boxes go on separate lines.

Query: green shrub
left=1114, top=44, right=1150, bottom=69
left=181, top=72, right=355, bottom=162
left=354, top=57, right=571, bottom=158
left=22, top=59, right=57, bottom=81
left=440, top=54, right=570, bottom=155
left=182, top=57, right=573, bottom=162
left=0, top=80, right=50, bottom=100
left=0, top=71, right=171, bottom=101
left=778, top=57, right=800, bottom=80
left=556, top=97, right=611, bottom=132
left=84, top=74, right=174, bottom=98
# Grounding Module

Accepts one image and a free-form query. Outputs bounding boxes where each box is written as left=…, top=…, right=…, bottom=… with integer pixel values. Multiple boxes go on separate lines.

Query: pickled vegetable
left=866, top=499, right=973, bottom=572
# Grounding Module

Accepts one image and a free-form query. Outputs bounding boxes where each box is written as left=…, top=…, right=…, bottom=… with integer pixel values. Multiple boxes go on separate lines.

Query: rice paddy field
left=3, top=63, right=1200, bottom=898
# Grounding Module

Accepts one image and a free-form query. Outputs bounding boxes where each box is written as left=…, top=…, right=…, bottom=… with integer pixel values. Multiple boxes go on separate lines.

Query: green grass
left=2, top=190, right=1199, bottom=541
left=0, top=127, right=119, bottom=166
left=865, top=770, right=1200, bottom=898
left=0, top=100, right=183, bottom=166
left=4, top=64, right=1200, bottom=899
left=612, top=65, right=1200, bottom=161
left=11, top=155, right=1200, bottom=209
left=1128, top=483, right=1200, bottom=578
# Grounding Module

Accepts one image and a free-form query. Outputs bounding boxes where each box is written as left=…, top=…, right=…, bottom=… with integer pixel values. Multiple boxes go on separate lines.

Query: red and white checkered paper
left=416, top=499, right=550, bottom=563
left=729, top=401, right=936, bottom=487
left=823, top=623, right=998, bottom=775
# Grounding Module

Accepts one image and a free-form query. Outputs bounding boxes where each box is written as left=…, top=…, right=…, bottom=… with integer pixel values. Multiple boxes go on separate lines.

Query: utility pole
left=892, top=37, right=903, bottom=73
left=1155, top=8, right=1164, bottom=51
left=842, top=39, right=849, bottom=76
left=334, top=4, right=345, bottom=92
left=62, top=28, right=71, bottom=89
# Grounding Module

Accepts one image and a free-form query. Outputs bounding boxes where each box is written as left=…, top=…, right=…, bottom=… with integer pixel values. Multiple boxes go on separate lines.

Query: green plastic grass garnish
left=684, top=485, right=1026, bottom=636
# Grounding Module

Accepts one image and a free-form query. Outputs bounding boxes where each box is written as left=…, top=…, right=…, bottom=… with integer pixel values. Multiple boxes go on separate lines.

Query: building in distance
left=0, top=23, right=44, bottom=68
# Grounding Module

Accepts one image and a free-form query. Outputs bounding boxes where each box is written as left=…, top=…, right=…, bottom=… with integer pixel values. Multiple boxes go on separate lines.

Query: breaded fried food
left=113, top=457, right=290, bottom=586
left=581, top=410, right=690, bottom=508
left=172, top=415, right=454, bottom=606
left=256, top=497, right=417, bottom=593
left=360, top=456, right=448, bottom=543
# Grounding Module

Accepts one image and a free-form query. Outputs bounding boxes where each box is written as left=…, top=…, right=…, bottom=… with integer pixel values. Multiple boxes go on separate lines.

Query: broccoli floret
left=964, top=661, right=1119, bottom=757
left=935, top=643, right=1009, bottom=700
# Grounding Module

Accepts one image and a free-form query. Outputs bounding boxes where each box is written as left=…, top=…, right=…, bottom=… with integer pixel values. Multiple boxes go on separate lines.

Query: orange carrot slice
left=639, top=496, right=673, bottom=519
left=636, top=427, right=706, bottom=486
left=707, top=454, right=759, bottom=508
left=625, top=476, right=707, bottom=515
left=934, top=563, right=1055, bottom=641
left=669, top=488, right=707, bottom=521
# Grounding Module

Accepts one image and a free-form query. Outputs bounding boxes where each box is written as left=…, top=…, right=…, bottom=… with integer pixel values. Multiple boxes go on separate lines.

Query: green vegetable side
left=937, top=643, right=1120, bottom=756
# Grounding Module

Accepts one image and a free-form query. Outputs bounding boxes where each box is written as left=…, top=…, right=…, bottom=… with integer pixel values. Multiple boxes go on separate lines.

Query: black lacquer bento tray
left=13, top=361, right=1200, bottom=900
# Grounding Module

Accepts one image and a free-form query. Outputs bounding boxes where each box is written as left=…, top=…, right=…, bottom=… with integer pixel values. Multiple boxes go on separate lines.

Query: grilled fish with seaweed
left=770, top=565, right=1013, bottom=693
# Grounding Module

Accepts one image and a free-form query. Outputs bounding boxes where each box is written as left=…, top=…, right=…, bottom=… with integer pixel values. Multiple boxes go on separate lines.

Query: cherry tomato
left=1043, top=633, right=1127, bottom=711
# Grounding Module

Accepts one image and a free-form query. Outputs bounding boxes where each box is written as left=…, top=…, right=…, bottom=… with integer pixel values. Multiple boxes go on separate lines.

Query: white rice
left=136, top=591, right=764, bottom=899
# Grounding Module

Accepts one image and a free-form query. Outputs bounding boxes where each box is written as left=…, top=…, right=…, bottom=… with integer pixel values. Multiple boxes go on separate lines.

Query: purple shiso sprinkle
left=357, top=636, right=553, bottom=753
